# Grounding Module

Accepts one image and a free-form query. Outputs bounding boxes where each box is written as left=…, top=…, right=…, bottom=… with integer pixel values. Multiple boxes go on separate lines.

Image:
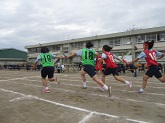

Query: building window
left=52, top=45, right=60, bottom=51
left=136, top=35, right=145, bottom=44
left=28, top=48, right=37, bottom=54
left=99, top=39, right=109, bottom=47
left=158, top=32, right=165, bottom=42
left=71, top=42, right=83, bottom=49
left=109, top=39, right=114, bottom=46
left=63, top=47, right=69, bottom=53
left=146, top=34, right=156, bottom=41
left=114, top=38, right=121, bottom=46
left=36, top=48, right=41, bottom=53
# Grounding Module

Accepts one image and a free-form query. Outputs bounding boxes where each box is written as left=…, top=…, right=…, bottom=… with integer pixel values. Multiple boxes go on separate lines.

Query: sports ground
left=0, top=70, right=164, bottom=123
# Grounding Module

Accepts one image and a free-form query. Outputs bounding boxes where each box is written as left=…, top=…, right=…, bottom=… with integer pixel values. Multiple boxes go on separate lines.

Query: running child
left=100, top=45, right=132, bottom=90
left=32, top=47, right=62, bottom=93
left=66, top=41, right=112, bottom=96
left=127, top=40, right=165, bottom=93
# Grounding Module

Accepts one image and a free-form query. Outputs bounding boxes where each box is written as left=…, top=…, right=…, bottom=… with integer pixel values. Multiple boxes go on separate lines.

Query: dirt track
left=0, top=70, right=165, bottom=123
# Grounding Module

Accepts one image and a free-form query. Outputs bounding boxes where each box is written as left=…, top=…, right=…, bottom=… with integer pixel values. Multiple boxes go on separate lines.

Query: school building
left=25, top=26, right=165, bottom=65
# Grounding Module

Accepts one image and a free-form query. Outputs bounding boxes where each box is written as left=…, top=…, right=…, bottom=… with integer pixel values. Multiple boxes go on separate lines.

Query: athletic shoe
left=81, top=86, right=87, bottom=89
left=137, top=89, right=144, bottom=94
left=108, top=86, right=112, bottom=97
left=43, top=89, right=50, bottom=93
left=128, top=81, right=132, bottom=90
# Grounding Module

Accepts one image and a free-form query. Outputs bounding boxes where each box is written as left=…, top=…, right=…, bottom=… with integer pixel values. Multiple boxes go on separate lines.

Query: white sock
left=102, top=84, right=108, bottom=91
left=125, top=80, right=130, bottom=85
left=83, top=82, right=87, bottom=87
left=45, top=87, right=49, bottom=90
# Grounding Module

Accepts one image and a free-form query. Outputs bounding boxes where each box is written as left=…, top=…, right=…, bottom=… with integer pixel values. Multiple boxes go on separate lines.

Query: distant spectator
left=61, top=64, right=65, bottom=72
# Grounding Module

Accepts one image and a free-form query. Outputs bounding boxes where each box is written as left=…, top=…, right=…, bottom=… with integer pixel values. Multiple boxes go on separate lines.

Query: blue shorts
left=41, top=66, right=54, bottom=78
left=145, top=65, right=162, bottom=78
left=83, top=65, right=96, bottom=77
left=103, top=68, right=119, bottom=76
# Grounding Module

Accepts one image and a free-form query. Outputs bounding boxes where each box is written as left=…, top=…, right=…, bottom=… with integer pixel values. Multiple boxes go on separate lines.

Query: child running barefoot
left=66, top=41, right=112, bottom=96
left=127, top=40, right=165, bottom=93
left=100, top=45, right=132, bottom=90
left=32, top=47, right=62, bottom=93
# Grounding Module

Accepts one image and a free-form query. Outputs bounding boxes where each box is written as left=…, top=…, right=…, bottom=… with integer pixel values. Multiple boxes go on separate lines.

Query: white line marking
left=10, top=95, right=34, bottom=102
left=127, top=118, right=149, bottom=123
left=0, top=88, right=118, bottom=118
left=61, top=83, right=165, bottom=97
left=0, top=88, right=150, bottom=123
left=1, top=80, right=165, bottom=107
left=59, top=78, right=165, bottom=89
left=79, top=112, right=94, bottom=123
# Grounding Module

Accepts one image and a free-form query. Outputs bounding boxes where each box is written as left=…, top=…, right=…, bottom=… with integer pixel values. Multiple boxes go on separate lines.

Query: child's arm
left=55, top=56, right=63, bottom=59
left=116, top=57, right=124, bottom=63
left=66, top=52, right=77, bottom=58
left=95, top=52, right=100, bottom=57
left=128, top=58, right=140, bottom=64
left=157, top=53, right=165, bottom=59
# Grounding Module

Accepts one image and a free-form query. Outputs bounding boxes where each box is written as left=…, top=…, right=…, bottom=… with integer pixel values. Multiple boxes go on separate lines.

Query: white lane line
left=0, top=88, right=150, bottom=123
left=22, top=77, right=165, bottom=89
left=57, top=74, right=165, bottom=85
left=59, top=78, right=165, bottom=89
left=0, top=80, right=165, bottom=107
left=127, top=118, right=149, bottom=123
left=120, top=90, right=165, bottom=97
left=0, top=88, right=119, bottom=118
left=79, top=112, right=94, bottom=123
left=10, top=95, right=34, bottom=102
left=60, top=83, right=165, bottom=97
left=0, top=76, right=40, bottom=81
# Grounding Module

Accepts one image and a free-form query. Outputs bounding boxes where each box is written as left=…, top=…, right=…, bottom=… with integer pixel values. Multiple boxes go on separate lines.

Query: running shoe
left=137, top=89, right=144, bottom=94
left=81, top=86, right=87, bottom=89
left=128, top=81, right=132, bottom=90
left=43, top=89, right=50, bottom=93
left=108, top=86, right=112, bottom=97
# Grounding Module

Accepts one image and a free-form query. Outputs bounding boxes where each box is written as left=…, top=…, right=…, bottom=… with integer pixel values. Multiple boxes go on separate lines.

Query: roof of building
left=25, top=26, right=165, bottom=49
left=0, top=48, right=27, bottom=60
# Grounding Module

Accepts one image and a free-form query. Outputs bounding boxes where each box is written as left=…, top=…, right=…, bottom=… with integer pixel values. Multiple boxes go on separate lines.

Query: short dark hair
left=86, top=41, right=94, bottom=48
left=144, top=40, right=154, bottom=49
left=103, top=45, right=113, bottom=52
left=41, top=47, right=49, bottom=53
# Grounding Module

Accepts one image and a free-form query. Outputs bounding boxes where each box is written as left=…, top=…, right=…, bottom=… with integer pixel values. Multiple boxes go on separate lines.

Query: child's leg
left=48, top=67, right=59, bottom=83
left=80, top=69, right=86, bottom=82
left=142, top=75, right=150, bottom=89
left=92, top=75, right=109, bottom=91
left=80, top=69, right=87, bottom=88
left=102, top=74, right=106, bottom=84
left=114, top=75, right=127, bottom=83
left=138, top=75, right=150, bottom=93
left=157, top=76, right=165, bottom=83
left=42, top=77, right=49, bottom=90
left=114, top=75, right=132, bottom=89
left=48, top=77, right=57, bottom=82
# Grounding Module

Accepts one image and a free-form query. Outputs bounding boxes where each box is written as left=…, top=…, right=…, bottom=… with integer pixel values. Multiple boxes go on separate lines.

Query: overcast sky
left=0, top=0, right=165, bottom=51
